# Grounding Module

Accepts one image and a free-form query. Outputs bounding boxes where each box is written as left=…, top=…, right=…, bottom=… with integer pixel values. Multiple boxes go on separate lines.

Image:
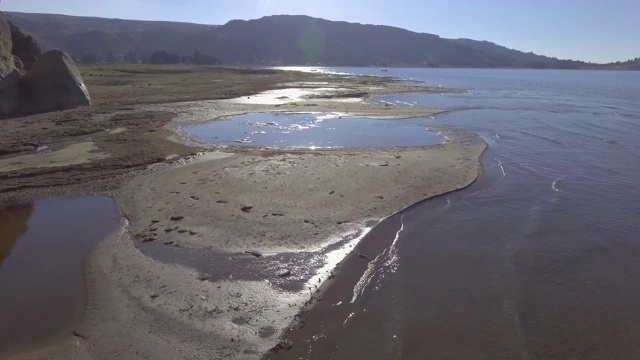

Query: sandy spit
left=6, top=87, right=485, bottom=360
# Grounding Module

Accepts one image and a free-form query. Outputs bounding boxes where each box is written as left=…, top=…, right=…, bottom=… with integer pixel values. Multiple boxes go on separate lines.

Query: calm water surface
left=273, top=68, right=640, bottom=359
left=0, top=196, right=119, bottom=356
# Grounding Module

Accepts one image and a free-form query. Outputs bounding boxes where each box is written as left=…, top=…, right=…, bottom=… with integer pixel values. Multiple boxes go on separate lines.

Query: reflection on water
left=0, top=196, right=120, bottom=356
left=0, top=206, right=32, bottom=267
left=182, top=113, right=443, bottom=148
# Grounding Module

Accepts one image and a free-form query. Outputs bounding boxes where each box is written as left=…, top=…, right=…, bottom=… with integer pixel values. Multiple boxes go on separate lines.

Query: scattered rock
left=135, top=231, right=155, bottom=242
left=72, top=330, right=87, bottom=340
left=169, top=215, right=184, bottom=221
left=149, top=293, right=159, bottom=299
left=188, top=230, right=198, bottom=235
left=277, top=269, right=291, bottom=277
left=241, top=206, right=253, bottom=213
left=358, top=253, right=370, bottom=260
left=245, top=250, right=262, bottom=257
left=270, top=339, right=293, bottom=353
left=198, top=274, right=211, bottom=281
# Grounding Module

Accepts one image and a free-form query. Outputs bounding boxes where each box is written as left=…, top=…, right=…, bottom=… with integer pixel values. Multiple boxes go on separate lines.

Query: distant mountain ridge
left=5, top=11, right=639, bottom=69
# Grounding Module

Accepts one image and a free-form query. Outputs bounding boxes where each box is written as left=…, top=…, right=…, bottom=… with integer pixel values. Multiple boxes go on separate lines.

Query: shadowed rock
left=19, top=50, right=91, bottom=113
left=12, top=55, right=24, bottom=75
left=0, top=69, right=19, bottom=114
left=9, top=21, right=41, bottom=71
left=0, top=11, right=18, bottom=114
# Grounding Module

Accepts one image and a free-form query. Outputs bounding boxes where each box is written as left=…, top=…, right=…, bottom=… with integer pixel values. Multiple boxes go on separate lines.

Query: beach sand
left=1, top=66, right=485, bottom=359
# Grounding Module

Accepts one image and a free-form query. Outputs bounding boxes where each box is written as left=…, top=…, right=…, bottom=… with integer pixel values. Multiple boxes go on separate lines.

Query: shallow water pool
left=181, top=113, right=443, bottom=148
left=0, top=196, right=120, bottom=355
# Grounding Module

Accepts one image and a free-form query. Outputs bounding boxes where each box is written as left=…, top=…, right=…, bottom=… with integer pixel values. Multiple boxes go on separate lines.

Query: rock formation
left=20, top=50, right=91, bottom=113
left=1, top=11, right=90, bottom=116
left=1, top=11, right=18, bottom=114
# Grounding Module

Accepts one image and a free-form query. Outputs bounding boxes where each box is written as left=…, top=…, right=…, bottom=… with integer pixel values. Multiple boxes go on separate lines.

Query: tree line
left=80, top=50, right=222, bottom=65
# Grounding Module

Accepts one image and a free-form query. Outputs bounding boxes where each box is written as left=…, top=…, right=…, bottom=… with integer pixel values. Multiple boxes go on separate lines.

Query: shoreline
left=268, top=145, right=489, bottom=359
left=1, top=66, right=485, bottom=359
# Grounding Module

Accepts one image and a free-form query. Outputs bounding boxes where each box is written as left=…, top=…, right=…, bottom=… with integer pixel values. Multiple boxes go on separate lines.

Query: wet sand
left=1, top=66, right=484, bottom=359
left=10, top=130, right=483, bottom=360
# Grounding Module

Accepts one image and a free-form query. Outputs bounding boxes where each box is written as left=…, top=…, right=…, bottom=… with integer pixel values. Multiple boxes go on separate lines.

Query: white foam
left=304, top=227, right=373, bottom=292
left=350, top=214, right=405, bottom=303
left=497, top=159, right=507, bottom=178
left=552, top=179, right=563, bottom=192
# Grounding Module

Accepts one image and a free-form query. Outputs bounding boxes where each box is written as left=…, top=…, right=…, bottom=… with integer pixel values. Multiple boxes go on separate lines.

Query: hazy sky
left=2, top=0, right=638, bottom=63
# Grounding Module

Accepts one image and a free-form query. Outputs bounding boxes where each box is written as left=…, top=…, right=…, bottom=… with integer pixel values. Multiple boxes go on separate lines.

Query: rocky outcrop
left=1, top=11, right=18, bottom=114
left=19, top=50, right=91, bottom=113
left=0, top=69, right=20, bottom=113
left=9, top=21, right=41, bottom=71
left=2, top=12, right=90, bottom=116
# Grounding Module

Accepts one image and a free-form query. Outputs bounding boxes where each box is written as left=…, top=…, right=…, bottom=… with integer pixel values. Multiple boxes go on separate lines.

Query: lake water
left=182, top=112, right=442, bottom=148
left=271, top=68, right=640, bottom=359
left=2, top=68, right=639, bottom=359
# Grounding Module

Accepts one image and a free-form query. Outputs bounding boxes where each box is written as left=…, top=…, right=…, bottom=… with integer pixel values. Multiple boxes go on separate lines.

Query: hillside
left=5, top=11, right=637, bottom=69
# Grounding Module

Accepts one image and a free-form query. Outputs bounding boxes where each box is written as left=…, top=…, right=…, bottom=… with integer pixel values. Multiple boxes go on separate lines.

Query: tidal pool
left=0, top=196, right=120, bottom=355
left=181, top=113, right=443, bottom=148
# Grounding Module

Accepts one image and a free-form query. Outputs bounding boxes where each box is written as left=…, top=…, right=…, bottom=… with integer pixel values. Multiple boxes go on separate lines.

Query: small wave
left=315, top=112, right=345, bottom=121
left=512, top=130, right=567, bottom=147
left=614, top=112, right=640, bottom=119
left=497, top=159, right=507, bottom=178
left=552, top=179, right=564, bottom=192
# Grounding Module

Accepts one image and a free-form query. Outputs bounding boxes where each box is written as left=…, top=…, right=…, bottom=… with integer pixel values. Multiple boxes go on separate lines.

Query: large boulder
left=1, top=11, right=18, bottom=115
left=9, top=21, right=41, bottom=71
left=20, top=50, right=91, bottom=113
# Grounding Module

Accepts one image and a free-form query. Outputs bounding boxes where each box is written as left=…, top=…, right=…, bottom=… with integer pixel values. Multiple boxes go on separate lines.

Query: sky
left=2, top=0, right=639, bottom=63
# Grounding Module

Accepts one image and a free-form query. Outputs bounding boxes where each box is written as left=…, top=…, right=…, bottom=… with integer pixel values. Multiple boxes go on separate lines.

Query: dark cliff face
left=9, top=21, right=41, bottom=71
